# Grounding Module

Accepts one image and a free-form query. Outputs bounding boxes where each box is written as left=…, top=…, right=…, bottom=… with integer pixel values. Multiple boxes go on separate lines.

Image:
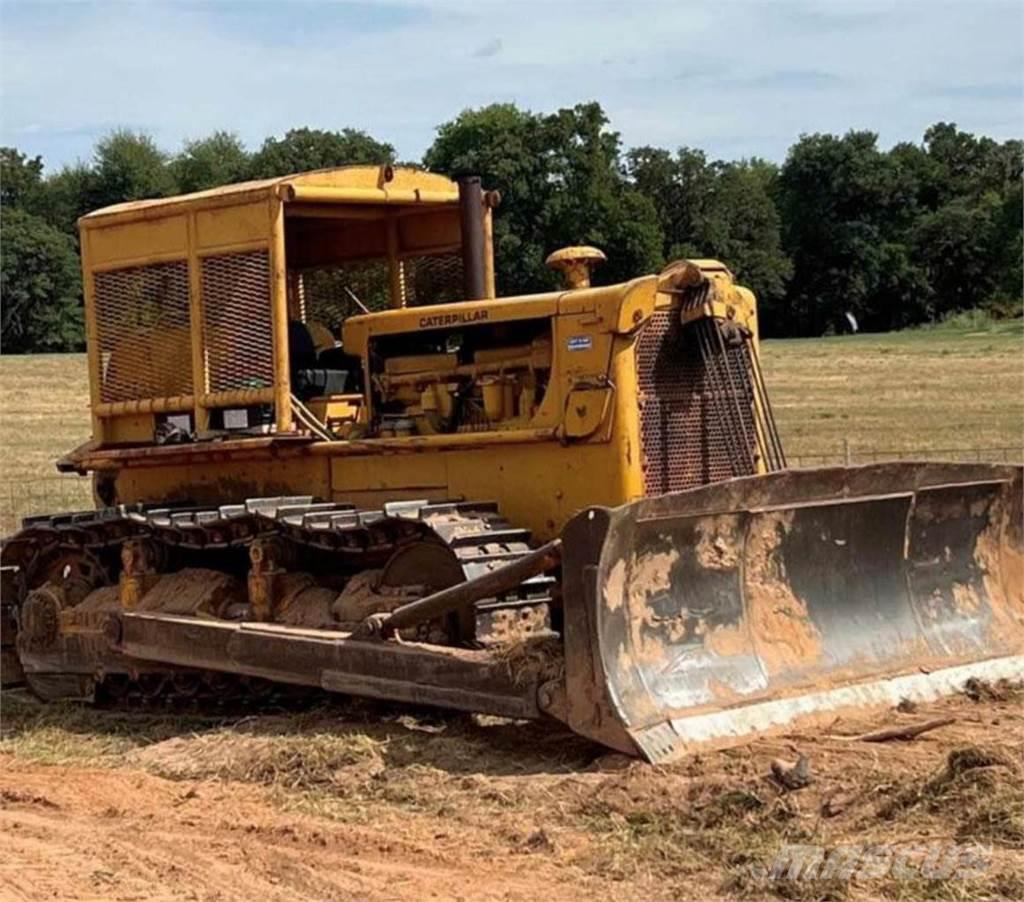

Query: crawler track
left=2, top=496, right=557, bottom=700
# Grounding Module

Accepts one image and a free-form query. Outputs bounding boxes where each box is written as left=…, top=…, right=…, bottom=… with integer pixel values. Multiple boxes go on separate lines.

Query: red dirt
left=1, top=682, right=1021, bottom=901
left=0, top=758, right=627, bottom=902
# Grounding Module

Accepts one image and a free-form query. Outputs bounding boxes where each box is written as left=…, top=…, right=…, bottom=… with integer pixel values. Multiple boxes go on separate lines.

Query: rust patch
left=332, top=570, right=422, bottom=627
left=744, top=510, right=825, bottom=676
left=483, top=605, right=550, bottom=645
left=74, top=586, right=122, bottom=614
left=59, top=587, right=121, bottom=636
left=625, top=549, right=683, bottom=666
left=332, top=569, right=389, bottom=622
left=604, top=559, right=627, bottom=612
left=694, top=516, right=741, bottom=571
left=974, top=504, right=1024, bottom=644
left=704, top=676, right=747, bottom=705
left=704, top=622, right=753, bottom=659
left=950, top=581, right=983, bottom=618
left=615, top=641, right=632, bottom=678
left=630, top=550, right=678, bottom=598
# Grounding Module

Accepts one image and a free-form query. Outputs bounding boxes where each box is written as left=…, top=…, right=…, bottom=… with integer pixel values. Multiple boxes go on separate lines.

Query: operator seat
left=289, top=320, right=361, bottom=399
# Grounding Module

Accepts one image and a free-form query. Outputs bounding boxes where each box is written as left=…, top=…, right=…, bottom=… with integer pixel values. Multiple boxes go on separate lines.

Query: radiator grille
left=94, top=261, right=192, bottom=403
left=201, top=251, right=274, bottom=393
left=635, top=311, right=757, bottom=495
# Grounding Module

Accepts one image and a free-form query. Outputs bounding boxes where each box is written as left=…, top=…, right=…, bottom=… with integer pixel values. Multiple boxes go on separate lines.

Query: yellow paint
left=562, top=387, right=613, bottom=440
left=114, top=455, right=331, bottom=508
left=87, top=215, right=187, bottom=266
left=104, top=414, right=156, bottom=444
left=195, top=200, right=271, bottom=250
left=545, top=245, right=607, bottom=289
left=269, top=198, right=293, bottom=432
left=72, top=166, right=768, bottom=540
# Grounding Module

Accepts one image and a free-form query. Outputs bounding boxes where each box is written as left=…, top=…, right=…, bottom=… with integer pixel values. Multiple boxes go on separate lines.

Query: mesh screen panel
left=201, top=251, right=274, bottom=393
left=298, top=252, right=464, bottom=328
left=635, top=311, right=757, bottom=495
left=94, top=261, right=192, bottom=403
left=302, top=260, right=392, bottom=333
left=403, top=252, right=464, bottom=306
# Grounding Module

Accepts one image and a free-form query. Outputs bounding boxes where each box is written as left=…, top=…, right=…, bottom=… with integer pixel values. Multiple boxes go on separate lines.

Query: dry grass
left=0, top=352, right=92, bottom=484
left=761, top=320, right=1024, bottom=459
left=0, top=352, right=93, bottom=531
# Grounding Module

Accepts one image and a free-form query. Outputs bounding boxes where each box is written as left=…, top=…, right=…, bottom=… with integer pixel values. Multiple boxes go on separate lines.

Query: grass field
left=761, top=318, right=1024, bottom=461
left=0, top=320, right=1021, bottom=529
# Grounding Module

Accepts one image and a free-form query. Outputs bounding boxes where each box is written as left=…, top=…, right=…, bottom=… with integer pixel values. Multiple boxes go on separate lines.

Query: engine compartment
left=368, top=317, right=553, bottom=436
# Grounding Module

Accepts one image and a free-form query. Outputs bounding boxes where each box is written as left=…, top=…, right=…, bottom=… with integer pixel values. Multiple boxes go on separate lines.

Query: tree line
left=1, top=102, right=1020, bottom=353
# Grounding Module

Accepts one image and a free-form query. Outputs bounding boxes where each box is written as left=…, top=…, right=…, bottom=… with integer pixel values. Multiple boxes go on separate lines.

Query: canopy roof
left=80, top=165, right=460, bottom=226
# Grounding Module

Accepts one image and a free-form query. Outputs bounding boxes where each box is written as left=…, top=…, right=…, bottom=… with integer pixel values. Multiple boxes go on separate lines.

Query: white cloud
left=0, top=0, right=1020, bottom=171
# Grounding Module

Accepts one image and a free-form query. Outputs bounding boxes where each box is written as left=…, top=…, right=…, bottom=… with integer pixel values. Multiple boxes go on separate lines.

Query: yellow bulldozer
left=2, top=165, right=1021, bottom=762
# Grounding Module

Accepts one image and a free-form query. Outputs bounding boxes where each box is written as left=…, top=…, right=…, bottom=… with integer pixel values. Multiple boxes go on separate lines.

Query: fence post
left=843, top=437, right=852, bottom=466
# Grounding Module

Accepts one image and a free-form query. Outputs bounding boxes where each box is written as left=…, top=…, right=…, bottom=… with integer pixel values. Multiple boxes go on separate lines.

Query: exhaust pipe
left=457, top=175, right=487, bottom=301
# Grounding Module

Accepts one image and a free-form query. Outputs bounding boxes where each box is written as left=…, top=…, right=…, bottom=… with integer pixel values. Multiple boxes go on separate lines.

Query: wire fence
left=1, top=443, right=1020, bottom=535
left=787, top=443, right=1023, bottom=468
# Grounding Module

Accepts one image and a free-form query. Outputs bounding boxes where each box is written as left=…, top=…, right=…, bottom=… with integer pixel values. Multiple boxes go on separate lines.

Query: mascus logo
left=418, top=310, right=489, bottom=328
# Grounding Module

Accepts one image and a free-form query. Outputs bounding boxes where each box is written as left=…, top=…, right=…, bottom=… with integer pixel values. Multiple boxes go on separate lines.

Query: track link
left=2, top=495, right=558, bottom=698
left=2, top=495, right=556, bottom=609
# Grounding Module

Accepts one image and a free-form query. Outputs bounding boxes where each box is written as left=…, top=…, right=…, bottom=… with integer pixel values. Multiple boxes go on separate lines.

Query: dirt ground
left=1, top=682, right=1021, bottom=902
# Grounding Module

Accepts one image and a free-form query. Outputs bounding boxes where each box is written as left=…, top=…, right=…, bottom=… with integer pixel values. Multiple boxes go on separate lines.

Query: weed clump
left=962, top=678, right=1022, bottom=704
left=877, top=745, right=1023, bottom=847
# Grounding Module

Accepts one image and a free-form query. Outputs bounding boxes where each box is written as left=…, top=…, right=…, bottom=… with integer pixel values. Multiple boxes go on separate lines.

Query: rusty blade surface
left=561, top=463, right=1024, bottom=763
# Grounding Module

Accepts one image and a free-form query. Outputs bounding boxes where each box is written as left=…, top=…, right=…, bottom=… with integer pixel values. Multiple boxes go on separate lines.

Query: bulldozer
left=2, top=165, right=1021, bottom=763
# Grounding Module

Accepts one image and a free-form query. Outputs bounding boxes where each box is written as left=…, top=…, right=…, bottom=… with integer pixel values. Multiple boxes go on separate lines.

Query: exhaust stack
left=457, top=175, right=487, bottom=301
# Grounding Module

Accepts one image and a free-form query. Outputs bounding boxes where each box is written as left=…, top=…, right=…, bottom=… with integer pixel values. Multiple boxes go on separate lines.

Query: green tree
left=249, top=127, right=395, bottom=178
left=89, top=129, right=177, bottom=210
left=35, top=163, right=96, bottom=236
left=992, top=177, right=1023, bottom=305
left=910, top=195, right=1003, bottom=316
left=425, top=103, right=553, bottom=294
left=1, top=208, right=84, bottom=353
left=776, top=131, right=929, bottom=334
left=703, top=160, right=792, bottom=314
left=425, top=102, right=663, bottom=294
left=922, top=123, right=1021, bottom=202
left=171, top=131, right=251, bottom=193
left=902, top=124, right=1023, bottom=317
left=538, top=103, right=663, bottom=286
left=627, top=146, right=715, bottom=260
left=0, top=147, right=45, bottom=210
left=887, top=140, right=943, bottom=212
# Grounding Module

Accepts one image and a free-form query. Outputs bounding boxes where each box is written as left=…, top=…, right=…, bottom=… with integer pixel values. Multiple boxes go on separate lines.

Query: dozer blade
left=560, top=463, right=1024, bottom=763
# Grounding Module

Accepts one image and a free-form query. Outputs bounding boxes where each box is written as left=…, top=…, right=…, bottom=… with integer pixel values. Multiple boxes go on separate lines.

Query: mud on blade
left=561, top=463, right=1024, bottom=763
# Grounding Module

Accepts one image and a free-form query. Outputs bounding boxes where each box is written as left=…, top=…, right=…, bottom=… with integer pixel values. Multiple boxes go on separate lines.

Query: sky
left=1, top=0, right=1021, bottom=172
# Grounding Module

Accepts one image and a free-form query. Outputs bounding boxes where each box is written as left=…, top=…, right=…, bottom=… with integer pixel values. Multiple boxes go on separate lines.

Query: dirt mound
left=130, top=728, right=387, bottom=789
